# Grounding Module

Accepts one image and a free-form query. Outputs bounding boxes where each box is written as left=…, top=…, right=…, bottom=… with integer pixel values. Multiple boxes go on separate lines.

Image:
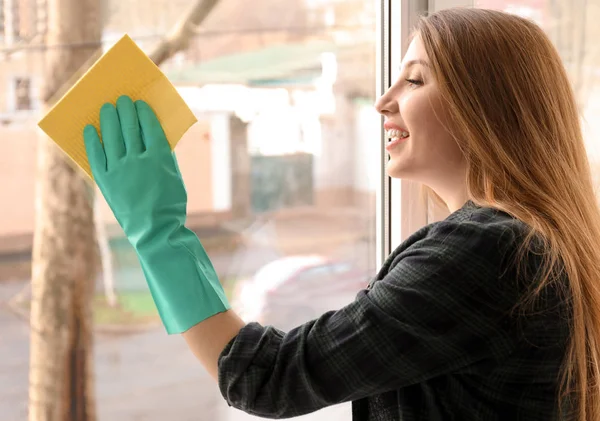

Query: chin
left=386, top=159, right=413, bottom=180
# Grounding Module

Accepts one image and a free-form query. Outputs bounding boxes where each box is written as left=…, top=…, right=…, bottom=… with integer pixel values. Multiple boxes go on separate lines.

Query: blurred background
left=0, top=0, right=598, bottom=420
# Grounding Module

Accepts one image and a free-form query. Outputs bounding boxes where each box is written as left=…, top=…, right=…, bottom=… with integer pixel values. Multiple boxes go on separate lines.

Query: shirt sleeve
left=217, top=217, right=522, bottom=418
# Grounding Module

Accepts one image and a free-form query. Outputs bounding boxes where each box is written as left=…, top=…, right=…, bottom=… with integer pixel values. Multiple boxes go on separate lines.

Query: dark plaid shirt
left=217, top=202, right=570, bottom=420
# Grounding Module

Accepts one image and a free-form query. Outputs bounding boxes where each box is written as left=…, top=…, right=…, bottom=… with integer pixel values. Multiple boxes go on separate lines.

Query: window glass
left=0, top=1, right=380, bottom=420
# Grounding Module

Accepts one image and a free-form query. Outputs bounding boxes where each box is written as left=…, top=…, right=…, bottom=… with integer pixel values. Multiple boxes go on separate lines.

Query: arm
left=181, top=310, right=245, bottom=381
left=213, top=219, right=521, bottom=418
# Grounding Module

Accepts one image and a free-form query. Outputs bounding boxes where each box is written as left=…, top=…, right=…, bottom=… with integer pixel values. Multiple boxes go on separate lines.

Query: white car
left=232, top=255, right=368, bottom=330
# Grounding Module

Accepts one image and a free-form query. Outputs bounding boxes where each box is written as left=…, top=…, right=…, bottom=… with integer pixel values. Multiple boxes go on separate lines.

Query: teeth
left=385, top=129, right=409, bottom=140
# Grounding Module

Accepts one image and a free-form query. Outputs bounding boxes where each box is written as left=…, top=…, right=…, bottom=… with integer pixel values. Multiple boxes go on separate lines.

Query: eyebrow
left=401, top=59, right=430, bottom=70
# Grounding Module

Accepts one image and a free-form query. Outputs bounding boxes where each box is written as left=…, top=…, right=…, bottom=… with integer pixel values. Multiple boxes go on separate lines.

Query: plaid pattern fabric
left=217, top=202, right=570, bottom=420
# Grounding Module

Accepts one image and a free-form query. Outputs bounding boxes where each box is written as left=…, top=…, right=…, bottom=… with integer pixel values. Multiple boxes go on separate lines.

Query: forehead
left=402, top=35, right=428, bottom=66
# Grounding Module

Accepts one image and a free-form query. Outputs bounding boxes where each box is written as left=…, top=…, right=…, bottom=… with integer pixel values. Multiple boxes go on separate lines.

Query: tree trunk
left=28, top=0, right=102, bottom=420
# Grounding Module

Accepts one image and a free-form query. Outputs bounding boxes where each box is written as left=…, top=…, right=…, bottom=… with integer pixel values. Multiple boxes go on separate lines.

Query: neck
left=428, top=182, right=469, bottom=213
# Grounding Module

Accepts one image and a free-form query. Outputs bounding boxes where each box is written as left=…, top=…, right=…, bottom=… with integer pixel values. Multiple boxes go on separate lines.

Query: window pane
left=0, top=1, right=380, bottom=420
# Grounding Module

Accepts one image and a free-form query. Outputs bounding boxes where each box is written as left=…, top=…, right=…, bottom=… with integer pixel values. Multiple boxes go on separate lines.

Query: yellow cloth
left=38, top=34, right=197, bottom=179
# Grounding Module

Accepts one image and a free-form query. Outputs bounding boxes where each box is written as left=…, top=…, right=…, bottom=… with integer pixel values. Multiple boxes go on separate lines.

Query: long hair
left=417, top=8, right=600, bottom=420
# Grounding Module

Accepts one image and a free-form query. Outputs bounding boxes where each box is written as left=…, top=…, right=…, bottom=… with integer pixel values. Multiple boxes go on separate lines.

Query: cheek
left=400, top=93, right=453, bottom=149
left=400, top=93, right=439, bottom=137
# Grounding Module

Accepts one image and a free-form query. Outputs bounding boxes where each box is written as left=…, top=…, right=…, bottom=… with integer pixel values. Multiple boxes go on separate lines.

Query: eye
left=405, top=78, right=423, bottom=87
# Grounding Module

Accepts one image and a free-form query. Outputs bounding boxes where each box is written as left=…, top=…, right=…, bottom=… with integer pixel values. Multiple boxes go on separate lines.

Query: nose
left=374, top=88, right=399, bottom=116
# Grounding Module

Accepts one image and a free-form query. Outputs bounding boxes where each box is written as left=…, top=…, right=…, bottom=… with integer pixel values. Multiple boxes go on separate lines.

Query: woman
left=83, top=7, right=600, bottom=421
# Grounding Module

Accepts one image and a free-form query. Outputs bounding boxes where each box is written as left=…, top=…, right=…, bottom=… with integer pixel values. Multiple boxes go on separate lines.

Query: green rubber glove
left=83, top=95, right=230, bottom=334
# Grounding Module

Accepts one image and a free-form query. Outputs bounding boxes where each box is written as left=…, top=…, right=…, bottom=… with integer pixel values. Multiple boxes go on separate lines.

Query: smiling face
left=375, top=35, right=467, bottom=203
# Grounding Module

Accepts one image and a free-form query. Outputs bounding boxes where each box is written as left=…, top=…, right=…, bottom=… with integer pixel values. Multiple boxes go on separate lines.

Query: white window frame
left=376, top=0, right=473, bottom=267
left=374, top=0, right=390, bottom=268
left=376, top=0, right=428, bottom=268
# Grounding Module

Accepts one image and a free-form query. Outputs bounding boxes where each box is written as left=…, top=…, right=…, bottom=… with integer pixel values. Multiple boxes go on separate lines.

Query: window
left=4, top=1, right=599, bottom=420
left=14, top=77, right=31, bottom=110
left=91, top=0, right=385, bottom=419
left=0, top=0, right=45, bottom=42
left=0, top=0, right=436, bottom=420
left=0, top=1, right=4, bottom=37
left=0, top=0, right=21, bottom=42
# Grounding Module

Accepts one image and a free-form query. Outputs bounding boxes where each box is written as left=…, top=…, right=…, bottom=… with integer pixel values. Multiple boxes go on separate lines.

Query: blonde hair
left=417, top=8, right=600, bottom=420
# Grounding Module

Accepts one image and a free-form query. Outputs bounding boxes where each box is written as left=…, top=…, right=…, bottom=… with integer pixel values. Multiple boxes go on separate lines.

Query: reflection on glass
left=0, top=0, right=377, bottom=420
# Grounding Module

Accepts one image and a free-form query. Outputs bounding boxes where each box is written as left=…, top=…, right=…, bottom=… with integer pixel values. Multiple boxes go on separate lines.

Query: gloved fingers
left=116, top=95, right=145, bottom=155
left=134, top=100, right=170, bottom=154
left=100, top=102, right=126, bottom=166
left=83, top=124, right=107, bottom=175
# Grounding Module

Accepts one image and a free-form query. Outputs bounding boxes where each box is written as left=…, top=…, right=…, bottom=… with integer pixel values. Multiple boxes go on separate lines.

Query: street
left=1, top=279, right=352, bottom=421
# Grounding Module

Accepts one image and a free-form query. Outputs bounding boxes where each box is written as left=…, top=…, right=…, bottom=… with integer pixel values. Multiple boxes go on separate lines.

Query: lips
left=383, top=122, right=409, bottom=151
left=384, top=121, right=408, bottom=132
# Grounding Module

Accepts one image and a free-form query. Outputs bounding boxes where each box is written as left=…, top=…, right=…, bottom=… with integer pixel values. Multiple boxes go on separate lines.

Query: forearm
left=133, top=224, right=246, bottom=378
left=182, top=310, right=246, bottom=381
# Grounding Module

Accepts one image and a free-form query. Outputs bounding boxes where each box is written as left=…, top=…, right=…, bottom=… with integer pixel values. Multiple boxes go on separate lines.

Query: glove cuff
left=136, top=225, right=230, bottom=334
